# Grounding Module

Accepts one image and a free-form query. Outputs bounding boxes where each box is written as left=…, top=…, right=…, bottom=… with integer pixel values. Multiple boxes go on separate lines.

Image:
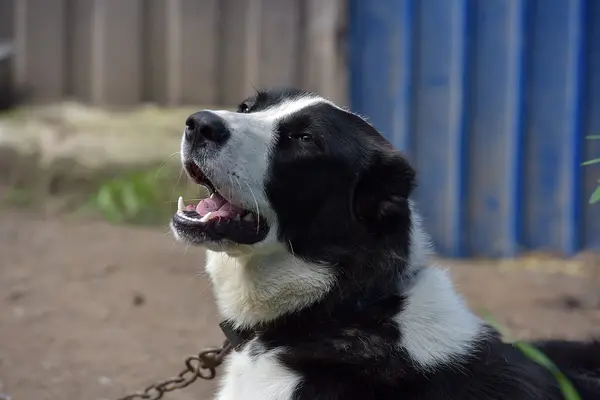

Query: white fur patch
left=407, top=201, right=434, bottom=269
left=240, top=95, right=329, bottom=121
left=217, top=343, right=301, bottom=400
left=205, top=249, right=335, bottom=329
left=395, top=266, right=484, bottom=369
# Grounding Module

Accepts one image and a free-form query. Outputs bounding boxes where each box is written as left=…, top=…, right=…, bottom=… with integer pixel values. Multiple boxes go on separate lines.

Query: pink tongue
left=196, top=193, right=243, bottom=218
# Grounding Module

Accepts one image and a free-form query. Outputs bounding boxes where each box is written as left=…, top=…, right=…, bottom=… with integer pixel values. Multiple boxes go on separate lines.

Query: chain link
left=116, top=340, right=233, bottom=400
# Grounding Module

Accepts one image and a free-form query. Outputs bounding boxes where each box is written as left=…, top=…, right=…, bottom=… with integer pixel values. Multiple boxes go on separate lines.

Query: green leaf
left=581, top=158, right=600, bottom=166
left=589, top=186, right=600, bottom=204
left=481, top=313, right=582, bottom=399
left=515, top=342, right=582, bottom=400
left=96, top=184, right=124, bottom=222
left=554, top=373, right=584, bottom=400
left=482, top=312, right=512, bottom=339
left=121, top=183, right=143, bottom=218
left=136, top=176, right=159, bottom=203
left=514, top=342, right=557, bottom=371
left=586, top=135, right=600, bottom=139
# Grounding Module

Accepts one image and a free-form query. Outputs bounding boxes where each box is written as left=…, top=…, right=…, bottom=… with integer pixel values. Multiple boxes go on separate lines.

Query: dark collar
left=219, top=321, right=256, bottom=351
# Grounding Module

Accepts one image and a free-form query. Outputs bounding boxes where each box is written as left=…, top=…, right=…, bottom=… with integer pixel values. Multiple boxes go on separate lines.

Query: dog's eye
left=290, top=133, right=313, bottom=142
left=238, top=103, right=250, bottom=113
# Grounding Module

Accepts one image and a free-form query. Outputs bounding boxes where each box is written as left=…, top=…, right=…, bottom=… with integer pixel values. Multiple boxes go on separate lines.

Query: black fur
left=232, top=88, right=600, bottom=399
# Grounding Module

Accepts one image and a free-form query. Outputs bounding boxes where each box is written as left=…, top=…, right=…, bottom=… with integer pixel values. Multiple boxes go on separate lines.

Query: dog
left=170, top=88, right=600, bottom=399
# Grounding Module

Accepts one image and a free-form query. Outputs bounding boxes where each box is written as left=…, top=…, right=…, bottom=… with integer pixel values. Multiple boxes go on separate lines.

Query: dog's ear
left=353, top=152, right=416, bottom=233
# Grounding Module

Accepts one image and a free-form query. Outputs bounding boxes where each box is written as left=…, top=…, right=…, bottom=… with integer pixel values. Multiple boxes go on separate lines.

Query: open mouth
left=172, top=162, right=269, bottom=245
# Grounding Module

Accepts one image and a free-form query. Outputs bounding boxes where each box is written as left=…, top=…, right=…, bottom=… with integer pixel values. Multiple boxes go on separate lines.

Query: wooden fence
left=0, top=0, right=347, bottom=106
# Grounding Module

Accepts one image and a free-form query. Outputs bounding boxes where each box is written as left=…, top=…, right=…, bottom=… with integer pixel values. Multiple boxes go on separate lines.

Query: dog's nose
left=185, top=111, right=230, bottom=145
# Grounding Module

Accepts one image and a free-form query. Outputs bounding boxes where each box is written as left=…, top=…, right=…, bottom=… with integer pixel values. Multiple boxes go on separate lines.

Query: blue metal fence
left=349, top=0, right=600, bottom=258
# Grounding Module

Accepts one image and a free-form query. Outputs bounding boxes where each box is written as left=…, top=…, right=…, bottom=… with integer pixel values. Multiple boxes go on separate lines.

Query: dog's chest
left=217, top=344, right=301, bottom=400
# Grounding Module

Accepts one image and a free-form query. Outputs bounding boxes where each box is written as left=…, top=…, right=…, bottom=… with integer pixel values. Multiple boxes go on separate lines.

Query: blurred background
left=0, top=1, right=599, bottom=399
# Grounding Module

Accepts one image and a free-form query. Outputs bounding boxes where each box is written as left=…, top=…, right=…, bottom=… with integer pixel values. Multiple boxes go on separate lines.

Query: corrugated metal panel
left=349, top=0, right=599, bottom=257
left=583, top=0, right=600, bottom=250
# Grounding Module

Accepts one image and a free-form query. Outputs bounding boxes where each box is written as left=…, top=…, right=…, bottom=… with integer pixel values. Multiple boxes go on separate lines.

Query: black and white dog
left=171, top=88, right=600, bottom=399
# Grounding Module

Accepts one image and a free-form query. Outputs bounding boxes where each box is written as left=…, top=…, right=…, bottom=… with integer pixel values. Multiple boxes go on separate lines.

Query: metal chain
left=116, top=340, right=233, bottom=400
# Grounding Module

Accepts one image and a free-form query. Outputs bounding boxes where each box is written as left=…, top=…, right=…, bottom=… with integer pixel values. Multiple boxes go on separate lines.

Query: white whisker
left=156, top=152, right=180, bottom=179
left=232, top=175, right=245, bottom=209
left=242, top=179, right=261, bottom=233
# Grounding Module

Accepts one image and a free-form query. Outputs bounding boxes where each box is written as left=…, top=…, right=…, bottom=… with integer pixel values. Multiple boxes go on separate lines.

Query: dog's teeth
left=243, top=213, right=255, bottom=222
left=200, top=212, right=212, bottom=223
left=177, top=196, right=184, bottom=212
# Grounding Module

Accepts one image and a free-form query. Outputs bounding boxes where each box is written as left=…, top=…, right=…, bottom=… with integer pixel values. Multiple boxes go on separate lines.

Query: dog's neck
left=205, top=210, right=432, bottom=329
left=206, top=248, right=484, bottom=369
left=204, top=214, right=485, bottom=367
left=205, top=248, right=336, bottom=330
left=395, top=266, right=485, bottom=368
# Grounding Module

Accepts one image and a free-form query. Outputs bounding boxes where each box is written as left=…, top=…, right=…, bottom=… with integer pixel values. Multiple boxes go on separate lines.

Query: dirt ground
left=1, top=210, right=599, bottom=400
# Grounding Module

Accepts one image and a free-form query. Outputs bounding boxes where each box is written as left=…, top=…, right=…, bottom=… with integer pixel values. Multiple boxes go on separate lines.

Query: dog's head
left=171, top=88, right=423, bottom=326
left=171, top=88, right=416, bottom=262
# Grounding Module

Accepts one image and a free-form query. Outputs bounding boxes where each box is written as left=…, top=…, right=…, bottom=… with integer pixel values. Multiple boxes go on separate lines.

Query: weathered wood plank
left=13, top=0, right=67, bottom=101
left=70, top=0, right=143, bottom=105
left=0, top=0, right=14, bottom=39
left=145, top=0, right=219, bottom=106
left=70, top=0, right=93, bottom=100
left=302, top=0, right=347, bottom=105
left=143, top=0, right=168, bottom=104
left=258, top=0, right=301, bottom=89
left=218, top=0, right=262, bottom=104
left=179, top=0, right=219, bottom=105
left=90, top=0, right=143, bottom=105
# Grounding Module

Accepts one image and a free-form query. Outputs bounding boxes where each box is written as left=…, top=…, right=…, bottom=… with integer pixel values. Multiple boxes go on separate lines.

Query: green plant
left=91, top=166, right=201, bottom=225
left=483, top=313, right=581, bottom=400
left=2, top=187, right=33, bottom=207
left=584, top=135, right=600, bottom=204
left=93, top=168, right=164, bottom=224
